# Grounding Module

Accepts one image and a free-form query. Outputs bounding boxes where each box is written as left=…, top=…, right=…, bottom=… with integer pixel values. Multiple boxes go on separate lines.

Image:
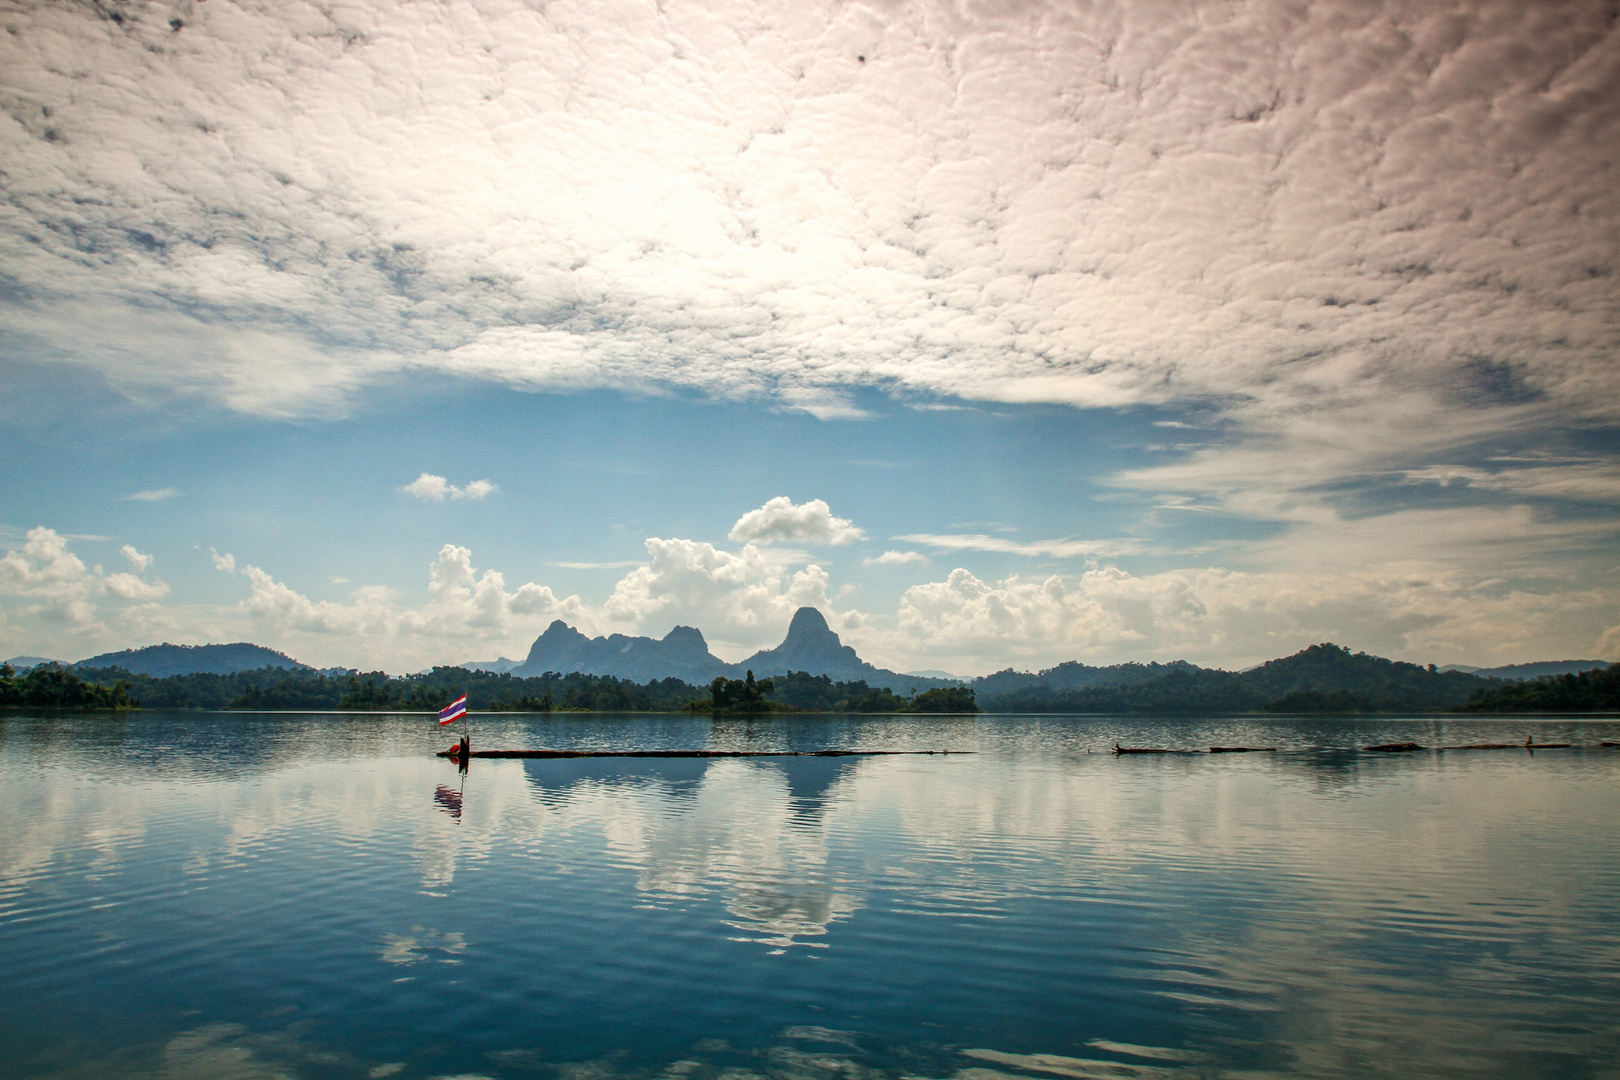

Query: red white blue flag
left=438, top=695, right=468, bottom=726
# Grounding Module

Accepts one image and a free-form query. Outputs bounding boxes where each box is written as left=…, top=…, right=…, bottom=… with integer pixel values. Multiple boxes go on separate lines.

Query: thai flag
left=438, top=695, right=468, bottom=726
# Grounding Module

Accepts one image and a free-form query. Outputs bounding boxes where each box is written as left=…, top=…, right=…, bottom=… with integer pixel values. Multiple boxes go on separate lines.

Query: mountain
left=1444, top=659, right=1611, bottom=680
left=4, top=655, right=63, bottom=671
left=511, top=621, right=730, bottom=684
left=508, top=608, right=955, bottom=693
left=732, top=608, right=953, bottom=694
left=975, top=643, right=1500, bottom=713
left=461, top=657, right=522, bottom=674
left=974, top=659, right=1203, bottom=699
left=74, top=642, right=310, bottom=677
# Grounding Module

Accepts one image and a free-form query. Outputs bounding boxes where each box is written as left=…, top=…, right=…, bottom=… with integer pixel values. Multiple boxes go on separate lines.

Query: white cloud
left=864, top=550, right=928, bottom=566
left=120, top=545, right=154, bottom=572
left=729, top=497, right=865, bottom=546
left=603, top=537, right=839, bottom=654
left=210, top=550, right=236, bottom=573
left=0, top=527, right=100, bottom=628
left=238, top=544, right=585, bottom=660
left=124, top=488, right=179, bottom=502
left=1401, top=462, right=1620, bottom=503
left=885, top=563, right=1620, bottom=674
left=2, top=0, right=1612, bottom=457
left=0, top=528, right=169, bottom=640
left=896, top=534, right=1141, bottom=559
left=399, top=474, right=498, bottom=502
left=103, top=572, right=170, bottom=602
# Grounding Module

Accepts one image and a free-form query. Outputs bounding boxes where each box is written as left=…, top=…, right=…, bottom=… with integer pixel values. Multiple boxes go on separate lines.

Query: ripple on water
left=2, top=712, right=1619, bottom=1079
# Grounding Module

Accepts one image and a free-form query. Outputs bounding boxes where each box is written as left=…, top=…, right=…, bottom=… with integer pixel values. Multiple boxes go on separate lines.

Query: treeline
left=975, top=644, right=1497, bottom=714
left=1454, top=664, right=1620, bottom=712
left=53, top=645, right=1612, bottom=715
left=62, top=664, right=979, bottom=714
left=0, top=664, right=135, bottom=709
left=688, top=671, right=979, bottom=714
left=73, top=665, right=703, bottom=712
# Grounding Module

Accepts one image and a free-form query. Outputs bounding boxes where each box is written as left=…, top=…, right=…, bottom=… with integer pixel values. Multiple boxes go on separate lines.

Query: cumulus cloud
left=603, top=537, right=839, bottom=651
left=119, top=544, right=153, bottom=572
left=102, top=572, right=170, bottom=602
left=399, top=474, right=498, bottom=502
left=124, top=488, right=179, bottom=502
left=0, top=528, right=168, bottom=639
left=3, top=0, right=1612, bottom=449
left=884, top=563, right=1620, bottom=674
left=210, top=549, right=236, bottom=573
left=864, top=550, right=928, bottom=566
left=729, top=497, right=865, bottom=546
left=0, top=527, right=100, bottom=628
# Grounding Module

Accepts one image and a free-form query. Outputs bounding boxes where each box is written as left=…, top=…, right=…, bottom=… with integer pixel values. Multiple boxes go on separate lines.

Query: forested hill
left=74, top=642, right=308, bottom=677
left=975, top=644, right=1499, bottom=713
left=1454, top=664, right=1620, bottom=712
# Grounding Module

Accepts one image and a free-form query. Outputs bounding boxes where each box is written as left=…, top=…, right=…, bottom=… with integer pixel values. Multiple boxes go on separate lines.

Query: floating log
left=1364, top=742, right=1427, bottom=752
left=1603, top=742, right=1620, bottom=748
left=1441, top=742, right=1573, bottom=750
left=1113, top=743, right=1170, bottom=754
left=1209, top=746, right=1276, bottom=753
left=438, top=748, right=966, bottom=759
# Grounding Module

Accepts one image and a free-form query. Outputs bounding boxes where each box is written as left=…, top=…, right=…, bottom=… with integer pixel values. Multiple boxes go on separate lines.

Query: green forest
left=1454, top=664, right=1620, bottom=712
left=0, top=664, right=136, bottom=709
left=15, top=646, right=1615, bottom=715
left=48, top=664, right=979, bottom=714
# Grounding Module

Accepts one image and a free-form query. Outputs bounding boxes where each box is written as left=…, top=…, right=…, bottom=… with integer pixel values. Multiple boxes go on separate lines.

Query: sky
left=1, top=0, right=1617, bottom=675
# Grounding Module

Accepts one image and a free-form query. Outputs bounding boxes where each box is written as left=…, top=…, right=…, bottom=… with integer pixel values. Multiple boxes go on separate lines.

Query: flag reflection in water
left=433, top=784, right=463, bottom=822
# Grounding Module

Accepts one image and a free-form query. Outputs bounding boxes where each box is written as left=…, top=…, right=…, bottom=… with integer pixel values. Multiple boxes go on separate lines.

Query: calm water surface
left=2, top=712, right=1618, bottom=1080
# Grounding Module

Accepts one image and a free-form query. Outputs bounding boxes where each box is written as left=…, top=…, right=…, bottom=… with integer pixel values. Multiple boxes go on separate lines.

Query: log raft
left=439, top=747, right=968, bottom=759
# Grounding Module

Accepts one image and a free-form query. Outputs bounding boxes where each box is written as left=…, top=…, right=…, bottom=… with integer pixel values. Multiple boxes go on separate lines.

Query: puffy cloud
left=236, top=544, right=587, bottom=668
left=103, top=572, right=169, bottom=602
left=864, top=550, right=928, bottom=566
left=729, top=497, right=865, bottom=546
left=399, top=474, right=498, bottom=502
left=124, top=488, right=179, bottom=502
left=119, top=545, right=153, bottom=572
left=603, top=537, right=838, bottom=652
left=885, top=563, right=1620, bottom=673
left=0, top=528, right=169, bottom=642
left=0, top=527, right=100, bottom=627
left=210, top=550, right=236, bottom=573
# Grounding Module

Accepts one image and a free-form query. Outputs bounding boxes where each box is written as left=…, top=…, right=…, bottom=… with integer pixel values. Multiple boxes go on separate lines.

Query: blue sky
left=2, top=0, right=1617, bottom=673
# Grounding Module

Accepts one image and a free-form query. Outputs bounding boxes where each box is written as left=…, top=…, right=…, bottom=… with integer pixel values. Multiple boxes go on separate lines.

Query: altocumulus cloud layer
left=3, top=0, right=1619, bottom=671
left=2, top=0, right=1616, bottom=428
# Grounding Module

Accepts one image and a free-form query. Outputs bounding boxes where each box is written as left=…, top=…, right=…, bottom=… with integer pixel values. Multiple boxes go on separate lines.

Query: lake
left=2, top=711, right=1618, bottom=1080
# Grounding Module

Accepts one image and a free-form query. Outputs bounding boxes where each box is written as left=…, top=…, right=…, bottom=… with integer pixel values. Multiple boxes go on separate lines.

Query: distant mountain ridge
left=512, top=607, right=954, bottom=694
left=513, top=621, right=730, bottom=684
left=732, top=607, right=951, bottom=693
left=975, top=643, right=1500, bottom=713
left=75, top=642, right=309, bottom=677
left=1440, top=660, right=1610, bottom=679
left=4, top=655, right=63, bottom=671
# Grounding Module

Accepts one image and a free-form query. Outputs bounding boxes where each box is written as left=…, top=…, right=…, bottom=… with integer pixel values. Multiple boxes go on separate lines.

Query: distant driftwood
left=1209, top=746, right=1276, bottom=753
left=1364, top=742, right=1427, bottom=752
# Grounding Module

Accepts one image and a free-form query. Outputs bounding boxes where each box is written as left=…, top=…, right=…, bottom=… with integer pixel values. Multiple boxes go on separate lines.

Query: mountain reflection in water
left=1, top=711, right=1618, bottom=1080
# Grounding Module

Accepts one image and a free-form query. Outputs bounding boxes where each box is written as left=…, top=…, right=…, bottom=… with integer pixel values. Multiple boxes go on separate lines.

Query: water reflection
left=2, top=712, right=1619, bottom=1080
left=432, top=783, right=463, bottom=821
